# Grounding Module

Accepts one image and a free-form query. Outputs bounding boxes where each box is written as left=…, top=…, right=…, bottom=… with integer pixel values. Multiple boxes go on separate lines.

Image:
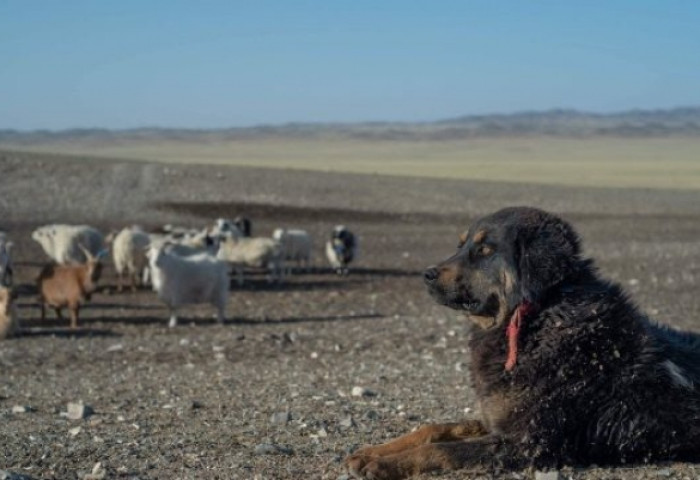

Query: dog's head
left=424, top=207, right=582, bottom=329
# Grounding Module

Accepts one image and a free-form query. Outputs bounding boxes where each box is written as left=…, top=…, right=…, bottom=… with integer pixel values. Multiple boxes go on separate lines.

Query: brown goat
left=0, top=286, right=18, bottom=339
left=37, top=245, right=103, bottom=329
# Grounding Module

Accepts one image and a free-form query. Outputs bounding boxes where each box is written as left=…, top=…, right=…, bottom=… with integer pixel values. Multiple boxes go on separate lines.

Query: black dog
left=345, top=206, right=700, bottom=479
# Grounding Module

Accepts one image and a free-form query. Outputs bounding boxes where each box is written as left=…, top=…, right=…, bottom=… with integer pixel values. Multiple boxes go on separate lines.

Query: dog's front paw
left=344, top=449, right=376, bottom=478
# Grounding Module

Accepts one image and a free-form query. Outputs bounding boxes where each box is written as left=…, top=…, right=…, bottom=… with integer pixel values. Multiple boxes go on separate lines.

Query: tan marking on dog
left=438, top=264, right=460, bottom=286
left=503, top=269, right=516, bottom=296
left=473, top=230, right=487, bottom=244
left=458, top=230, right=469, bottom=246
left=344, top=420, right=488, bottom=475
left=468, top=314, right=497, bottom=329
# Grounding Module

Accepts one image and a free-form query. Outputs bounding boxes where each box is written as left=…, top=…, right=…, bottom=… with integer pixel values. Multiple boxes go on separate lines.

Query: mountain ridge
left=2, top=106, right=700, bottom=143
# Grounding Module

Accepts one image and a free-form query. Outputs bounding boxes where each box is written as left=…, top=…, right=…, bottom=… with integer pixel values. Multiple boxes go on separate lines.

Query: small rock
left=11, top=405, right=32, bottom=414
left=254, top=443, right=293, bottom=455
left=68, top=426, right=82, bottom=437
left=105, top=343, right=123, bottom=352
left=363, top=410, right=380, bottom=421
left=191, top=400, right=204, bottom=409
left=62, top=402, right=94, bottom=420
left=270, top=411, right=291, bottom=425
left=351, top=386, right=376, bottom=397
left=337, top=475, right=351, bottom=480
left=535, top=471, right=562, bottom=480
left=317, top=427, right=328, bottom=438
left=656, top=468, right=672, bottom=477
left=83, top=462, right=106, bottom=480
left=339, top=416, right=356, bottom=429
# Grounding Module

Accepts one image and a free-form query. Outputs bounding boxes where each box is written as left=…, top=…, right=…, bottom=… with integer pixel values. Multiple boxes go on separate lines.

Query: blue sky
left=1, top=1, right=699, bottom=130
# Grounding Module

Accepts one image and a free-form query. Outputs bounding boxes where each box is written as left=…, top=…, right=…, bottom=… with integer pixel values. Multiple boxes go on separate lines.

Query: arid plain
left=1, top=134, right=700, bottom=479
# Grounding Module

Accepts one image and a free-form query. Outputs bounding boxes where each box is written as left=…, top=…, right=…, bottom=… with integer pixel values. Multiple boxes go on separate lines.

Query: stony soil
left=1, top=151, right=700, bottom=479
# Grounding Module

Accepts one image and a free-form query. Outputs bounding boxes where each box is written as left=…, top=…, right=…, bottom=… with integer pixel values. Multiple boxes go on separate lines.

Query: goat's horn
left=77, top=243, right=94, bottom=262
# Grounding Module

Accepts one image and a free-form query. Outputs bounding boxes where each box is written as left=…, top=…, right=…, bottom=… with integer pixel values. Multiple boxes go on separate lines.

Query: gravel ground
left=1, top=151, right=700, bottom=479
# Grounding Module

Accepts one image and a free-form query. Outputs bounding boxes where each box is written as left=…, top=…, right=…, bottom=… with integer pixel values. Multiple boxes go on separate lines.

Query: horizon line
left=2, top=105, right=699, bottom=134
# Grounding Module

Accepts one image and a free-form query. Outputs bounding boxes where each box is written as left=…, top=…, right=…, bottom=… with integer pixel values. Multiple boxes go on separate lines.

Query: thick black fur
left=425, top=206, right=700, bottom=468
left=333, top=226, right=357, bottom=264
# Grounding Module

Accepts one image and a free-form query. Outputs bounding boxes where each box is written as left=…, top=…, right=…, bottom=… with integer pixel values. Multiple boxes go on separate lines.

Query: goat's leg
left=69, top=304, right=79, bottom=329
left=168, top=307, right=178, bottom=328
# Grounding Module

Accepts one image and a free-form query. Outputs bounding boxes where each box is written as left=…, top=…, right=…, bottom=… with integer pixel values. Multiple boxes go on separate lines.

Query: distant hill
left=2, top=107, right=700, bottom=144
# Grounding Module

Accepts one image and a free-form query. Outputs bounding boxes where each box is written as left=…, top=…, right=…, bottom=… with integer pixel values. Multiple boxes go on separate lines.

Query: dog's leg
left=345, top=421, right=487, bottom=475
left=353, top=434, right=521, bottom=480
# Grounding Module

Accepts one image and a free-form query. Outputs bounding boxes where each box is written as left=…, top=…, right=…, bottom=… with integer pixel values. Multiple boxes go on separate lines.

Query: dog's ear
left=516, top=214, right=581, bottom=302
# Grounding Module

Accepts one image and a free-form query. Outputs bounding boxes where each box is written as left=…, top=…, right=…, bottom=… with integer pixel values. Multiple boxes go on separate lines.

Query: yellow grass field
left=3, top=136, right=700, bottom=190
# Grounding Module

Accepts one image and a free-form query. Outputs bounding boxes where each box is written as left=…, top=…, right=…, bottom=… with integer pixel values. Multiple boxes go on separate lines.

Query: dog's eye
left=478, top=245, right=494, bottom=256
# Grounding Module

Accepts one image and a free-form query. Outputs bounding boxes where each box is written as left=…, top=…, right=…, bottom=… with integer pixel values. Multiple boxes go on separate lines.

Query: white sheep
left=32, top=224, right=104, bottom=264
left=216, top=236, right=283, bottom=285
left=272, top=228, right=313, bottom=273
left=147, top=242, right=229, bottom=328
left=111, top=226, right=151, bottom=292
left=0, top=232, right=14, bottom=287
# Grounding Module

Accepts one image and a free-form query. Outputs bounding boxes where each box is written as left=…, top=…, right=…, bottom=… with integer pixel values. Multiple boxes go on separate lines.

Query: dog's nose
left=423, top=267, right=439, bottom=284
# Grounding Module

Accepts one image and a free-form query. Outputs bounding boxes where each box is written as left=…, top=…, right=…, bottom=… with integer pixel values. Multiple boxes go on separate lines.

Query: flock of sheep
left=0, top=218, right=357, bottom=336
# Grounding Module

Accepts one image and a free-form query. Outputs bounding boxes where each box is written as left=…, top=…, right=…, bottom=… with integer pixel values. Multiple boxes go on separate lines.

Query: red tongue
left=505, top=301, right=534, bottom=371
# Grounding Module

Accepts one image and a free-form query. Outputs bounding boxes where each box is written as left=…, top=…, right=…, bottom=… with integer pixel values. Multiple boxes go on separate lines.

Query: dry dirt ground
left=1, top=151, right=700, bottom=480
